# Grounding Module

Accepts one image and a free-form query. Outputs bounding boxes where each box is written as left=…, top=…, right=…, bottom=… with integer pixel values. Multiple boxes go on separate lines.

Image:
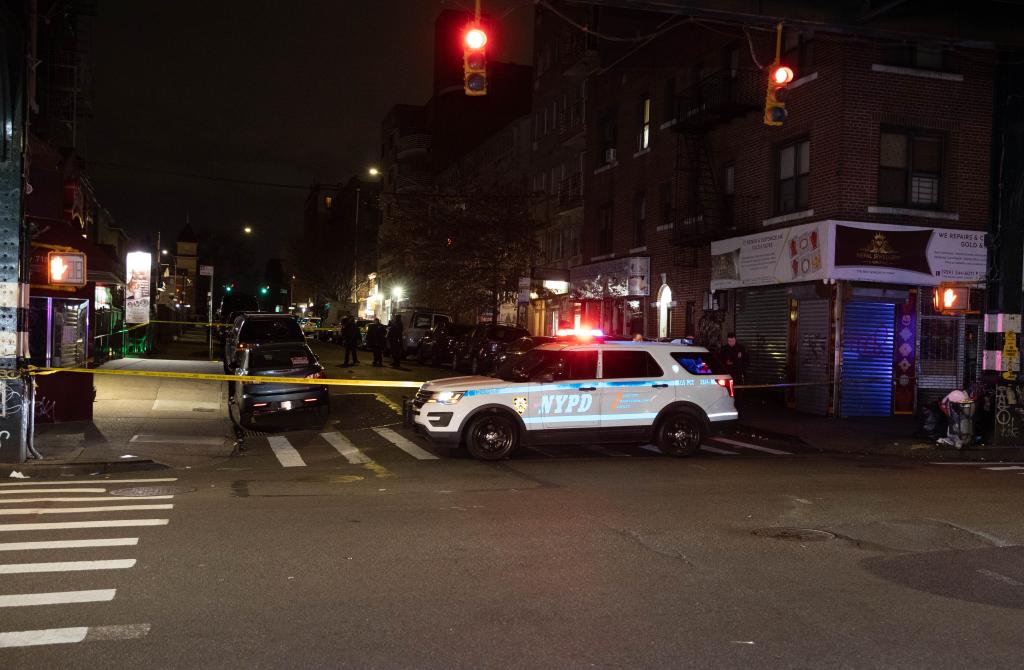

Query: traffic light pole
left=983, top=55, right=1024, bottom=446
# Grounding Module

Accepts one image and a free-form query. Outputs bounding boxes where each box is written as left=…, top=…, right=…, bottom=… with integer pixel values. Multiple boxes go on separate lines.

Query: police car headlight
left=429, top=391, right=465, bottom=404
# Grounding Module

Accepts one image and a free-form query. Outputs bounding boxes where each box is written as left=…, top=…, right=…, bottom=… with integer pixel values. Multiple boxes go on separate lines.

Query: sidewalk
left=735, top=398, right=1024, bottom=462
left=6, top=354, right=234, bottom=476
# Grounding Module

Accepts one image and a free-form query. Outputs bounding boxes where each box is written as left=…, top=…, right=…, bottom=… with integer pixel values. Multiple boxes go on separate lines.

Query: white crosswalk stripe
left=0, top=538, right=139, bottom=552
left=0, top=504, right=173, bottom=516
left=0, top=496, right=172, bottom=504
left=0, top=489, right=108, bottom=495
left=0, top=624, right=151, bottom=648
left=701, top=444, right=739, bottom=455
left=0, top=590, right=117, bottom=607
left=372, top=427, right=439, bottom=460
left=267, top=435, right=306, bottom=467
left=0, top=478, right=177, bottom=487
left=0, top=519, right=168, bottom=532
left=712, top=437, right=792, bottom=455
left=0, top=559, right=136, bottom=574
left=320, top=431, right=371, bottom=464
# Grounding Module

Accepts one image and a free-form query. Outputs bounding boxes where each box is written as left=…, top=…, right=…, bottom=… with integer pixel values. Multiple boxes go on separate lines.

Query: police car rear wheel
left=466, top=412, right=519, bottom=460
left=656, top=412, right=703, bottom=457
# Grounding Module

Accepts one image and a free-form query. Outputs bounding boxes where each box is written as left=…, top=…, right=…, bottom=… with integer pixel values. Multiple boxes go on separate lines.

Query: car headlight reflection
left=428, top=391, right=465, bottom=405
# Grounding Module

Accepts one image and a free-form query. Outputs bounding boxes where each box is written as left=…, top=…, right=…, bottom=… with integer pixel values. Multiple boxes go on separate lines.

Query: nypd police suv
left=406, top=332, right=738, bottom=460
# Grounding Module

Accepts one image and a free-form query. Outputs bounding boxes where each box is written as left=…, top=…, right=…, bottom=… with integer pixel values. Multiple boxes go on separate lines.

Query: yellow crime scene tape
left=26, top=366, right=424, bottom=389
left=146, top=319, right=338, bottom=332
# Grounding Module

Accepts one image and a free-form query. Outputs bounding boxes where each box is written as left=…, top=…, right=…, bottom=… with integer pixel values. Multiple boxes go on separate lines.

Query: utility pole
left=352, top=186, right=360, bottom=309
left=984, top=54, right=1024, bottom=445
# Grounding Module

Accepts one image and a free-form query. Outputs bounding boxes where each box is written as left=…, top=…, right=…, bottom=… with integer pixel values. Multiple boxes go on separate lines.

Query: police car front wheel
left=656, top=411, right=704, bottom=457
left=465, top=412, right=520, bottom=460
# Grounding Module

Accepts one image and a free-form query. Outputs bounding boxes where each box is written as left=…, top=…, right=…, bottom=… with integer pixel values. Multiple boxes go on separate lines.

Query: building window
left=684, top=301, right=696, bottom=337
left=599, top=110, right=617, bottom=166
left=659, top=181, right=674, bottom=226
left=884, top=43, right=952, bottom=72
left=323, top=196, right=333, bottom=209
left=633, top=192, right=647, bottom=247
left=549, top=230, right=564, bottom=261
left=722, top=163, right=735, bottom=229
left=777, top=138, right=810, bottom=214
left=782, top=31, right=814, bottom=75
left=567, top=227, right=581, bottom=257
left=637, top=95, right=651, bottom=151
left=598, top=205, right=613, bottom=254
left=879, top=130, right=943, bottom=208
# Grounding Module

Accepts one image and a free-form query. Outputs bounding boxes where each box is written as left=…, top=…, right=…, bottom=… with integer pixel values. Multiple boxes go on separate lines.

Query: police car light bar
left=556, top=327, right=605, bottom=339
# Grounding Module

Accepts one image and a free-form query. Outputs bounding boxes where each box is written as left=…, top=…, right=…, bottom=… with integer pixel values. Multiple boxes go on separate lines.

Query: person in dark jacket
left=366, top=317, right=387, bottom=367
left=387, top=314, right=404, bottom=369
left=719, top=332, right=748, bottom=384
left=342, top=317, right=360, bottom=366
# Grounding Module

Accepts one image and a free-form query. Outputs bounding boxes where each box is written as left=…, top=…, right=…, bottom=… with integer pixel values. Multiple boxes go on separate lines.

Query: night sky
left=84, top=0, right=533, bottom=279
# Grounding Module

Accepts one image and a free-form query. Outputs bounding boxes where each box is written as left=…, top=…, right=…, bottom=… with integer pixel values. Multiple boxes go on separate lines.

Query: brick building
left=574, top=17, right=996, bottom=417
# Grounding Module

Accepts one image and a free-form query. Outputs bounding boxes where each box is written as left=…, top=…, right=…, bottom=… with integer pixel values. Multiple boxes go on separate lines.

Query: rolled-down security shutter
left=796, top=299, right=830, bottom=415
left=735, top=288, right=789, bottom=385
left=840, top=301, right=895, bottom=417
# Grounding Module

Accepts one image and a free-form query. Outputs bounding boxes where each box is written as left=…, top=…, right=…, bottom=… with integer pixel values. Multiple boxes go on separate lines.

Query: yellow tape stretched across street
left=26, top=366, right=424, bottom=389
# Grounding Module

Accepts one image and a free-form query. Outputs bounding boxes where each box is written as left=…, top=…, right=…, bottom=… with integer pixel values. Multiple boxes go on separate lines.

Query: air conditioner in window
left=605, top=148, right=617, bottom=164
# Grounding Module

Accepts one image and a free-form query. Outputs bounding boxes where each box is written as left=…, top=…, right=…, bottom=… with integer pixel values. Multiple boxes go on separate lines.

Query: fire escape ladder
left=673, top=129, right=719, bottom=250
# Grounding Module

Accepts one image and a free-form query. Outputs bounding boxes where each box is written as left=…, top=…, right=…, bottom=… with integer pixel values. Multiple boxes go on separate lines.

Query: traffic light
left=463, top=25, right=488, bottom=96
left=225, top=285, right=233, bottom=293
left=764, top=63, right=794, bottom=126
left=260, top=286, right=269, bottom=296
left=48, top=251, right=87, bottom=287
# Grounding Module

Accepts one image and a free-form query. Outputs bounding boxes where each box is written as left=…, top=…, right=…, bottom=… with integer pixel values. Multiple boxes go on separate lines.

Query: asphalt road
left=4, top=340, right=1024, bottom=668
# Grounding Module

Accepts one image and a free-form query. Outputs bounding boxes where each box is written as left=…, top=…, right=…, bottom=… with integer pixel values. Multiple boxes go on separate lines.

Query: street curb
left=2, top=459, right=168, bottom=479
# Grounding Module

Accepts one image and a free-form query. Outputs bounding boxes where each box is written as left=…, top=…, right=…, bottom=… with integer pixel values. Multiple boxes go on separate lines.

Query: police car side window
left=601, top=351, right=664, bottom=378
left=562, top=350, right=598, bottom=380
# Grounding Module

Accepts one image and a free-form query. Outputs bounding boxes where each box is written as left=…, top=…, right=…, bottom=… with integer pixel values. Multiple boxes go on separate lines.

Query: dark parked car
left=417, top=322, right=473, bottom=366
left=453, top=324, right=531, bottom=375
left=223, top=314, right=305, bottom=372
left=491, top=335, right=557, bottom=369
left=228, top=342, right=328, bottom=429
left=216, top=293, right=260, bottom=341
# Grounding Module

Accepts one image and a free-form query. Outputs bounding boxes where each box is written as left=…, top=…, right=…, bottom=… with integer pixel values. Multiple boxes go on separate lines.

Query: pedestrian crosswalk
left=238, top=427, right=802, bottom=469
left=929, top=462, right=1024, bottom=476
left=0, top=476, right=178, bottom=650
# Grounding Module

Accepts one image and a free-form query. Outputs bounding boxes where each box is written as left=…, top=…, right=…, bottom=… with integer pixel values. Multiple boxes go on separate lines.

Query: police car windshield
left=493, top=348, right=560, bottom=382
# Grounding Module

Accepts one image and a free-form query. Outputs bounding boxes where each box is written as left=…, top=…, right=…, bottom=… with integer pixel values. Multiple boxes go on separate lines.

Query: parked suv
left=406, top=338, right=737, bottom=460
left=223, top=314, right=305, bottom=372
left=417, top=322, right=473, bottom=366
left=453, top=324, right=530, bottom=375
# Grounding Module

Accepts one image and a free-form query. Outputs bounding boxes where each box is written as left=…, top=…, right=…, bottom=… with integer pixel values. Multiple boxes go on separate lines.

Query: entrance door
left=841, top=301, right=895, bottom=417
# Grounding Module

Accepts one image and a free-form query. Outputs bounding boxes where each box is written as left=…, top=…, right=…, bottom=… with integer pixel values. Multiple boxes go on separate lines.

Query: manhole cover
left=109, top=486, right=196, bottom=497
left=753, top=527, right=836, bottom=542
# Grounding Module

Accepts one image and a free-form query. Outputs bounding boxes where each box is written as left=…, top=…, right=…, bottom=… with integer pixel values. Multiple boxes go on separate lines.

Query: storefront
left=568, top=257, right=650, bottom=337
left=711, top=220, right=987, bottom=417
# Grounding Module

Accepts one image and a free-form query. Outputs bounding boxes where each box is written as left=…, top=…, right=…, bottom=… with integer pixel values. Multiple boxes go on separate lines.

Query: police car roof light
left=555, top=327, right=605, bottom=339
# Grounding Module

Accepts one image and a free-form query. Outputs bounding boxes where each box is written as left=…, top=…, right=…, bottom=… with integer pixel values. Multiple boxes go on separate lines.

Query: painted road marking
left=701, top=444, right=739, bottom=455
left=0, top=559, right=136, bottom=574
left=0, top=589, right=117, bottom=607
left=639, top=444, right=661, bottom=454
left=374, top=393, right=404, bottom=415
left=0, top=496, right=172, bottom=504
left=929, top=462, right=1024, bottom=466
left=0, top=489, right=107, bottom=495
left=585, top=444, right=629, bottom=457
left=0, top=624, right=151, bottom=648
left=373, top=427, right=439, bottom=460
left=713, top=437, right=792, bottom=455
left=0, top=504, right=173, bottom=515
left=131, top=434, right=224, bottom=446
left=0, top=478, right=178, bottom=487
left=267, top=436, right=306, bottom=467
left=0, top=538, right=139, bottom=552
left=983, top=466, right=1024, bottom=471
left=320, top=432, right=370, bottom=464
left=0, top=519, right=169, bottom=532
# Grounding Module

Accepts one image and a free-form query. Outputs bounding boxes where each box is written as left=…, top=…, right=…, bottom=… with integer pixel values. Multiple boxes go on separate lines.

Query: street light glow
left=243, top=226, right=253, bottom=234
left=392, top=286, right=404, bottom=299
left=161, top=249, right=168, bottom=255
left=368, top=167, right=380, bottom=177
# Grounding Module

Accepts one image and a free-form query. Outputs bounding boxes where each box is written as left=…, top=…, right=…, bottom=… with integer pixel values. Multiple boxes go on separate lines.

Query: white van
left=398, top=309, right=451, bottom=354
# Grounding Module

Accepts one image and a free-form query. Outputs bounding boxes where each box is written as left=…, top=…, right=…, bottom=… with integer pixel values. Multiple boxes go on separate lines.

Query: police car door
left=537, top=349, right=600, bottom=430
left=598, top=349, right=670, bottom=429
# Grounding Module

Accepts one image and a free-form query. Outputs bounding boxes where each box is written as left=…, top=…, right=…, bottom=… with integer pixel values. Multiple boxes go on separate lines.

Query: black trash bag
left=915, top=401, right=946, bottom=440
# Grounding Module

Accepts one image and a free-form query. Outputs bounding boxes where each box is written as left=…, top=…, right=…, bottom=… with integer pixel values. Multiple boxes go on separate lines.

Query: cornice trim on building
left=763, top=209, right=816, bottom=226
left=870, top=64, right=964, bottom=82
left=590, top=253, right=615, bottom=262
left=629, top=246, right=648, bottom=254
left=867, top=206, right=960, bottom=221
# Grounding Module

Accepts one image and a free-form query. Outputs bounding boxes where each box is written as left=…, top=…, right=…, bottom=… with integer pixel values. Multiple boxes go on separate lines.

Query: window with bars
left=777, top=139, right=810, bottom=214
left=879, top=130, right=943, bottom=209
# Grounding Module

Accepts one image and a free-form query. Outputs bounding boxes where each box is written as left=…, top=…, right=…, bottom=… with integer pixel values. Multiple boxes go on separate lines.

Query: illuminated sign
left=933, top=286, right=969, bottom=313
left=126, top=251, right=152, bottom=324
left=47, top=252, right=87, bottom=287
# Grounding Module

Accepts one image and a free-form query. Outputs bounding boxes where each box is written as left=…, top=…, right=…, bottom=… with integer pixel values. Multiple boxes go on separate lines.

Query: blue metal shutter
left=735, top=288, right=789, bottom=385
left=796, top=299, right=830, bottom=416
left=840, top=301, right=895, bottom=417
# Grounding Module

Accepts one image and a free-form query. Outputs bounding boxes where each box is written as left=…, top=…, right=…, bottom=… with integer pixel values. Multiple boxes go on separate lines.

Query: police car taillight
left=716, top=378, right=734, bottom=397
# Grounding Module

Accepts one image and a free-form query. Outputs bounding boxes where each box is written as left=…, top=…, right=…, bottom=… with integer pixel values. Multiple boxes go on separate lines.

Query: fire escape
left=672, top=67, right=762, bottom=262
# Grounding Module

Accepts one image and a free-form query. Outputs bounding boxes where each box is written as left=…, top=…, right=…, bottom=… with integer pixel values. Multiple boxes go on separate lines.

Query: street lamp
left=368, top=167, right=380, bottom=177
left=243, top=226, right=253, bottom=235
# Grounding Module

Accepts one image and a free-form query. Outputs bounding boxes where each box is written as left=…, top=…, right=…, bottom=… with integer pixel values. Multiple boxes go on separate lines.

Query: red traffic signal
left=463, top=25, right=488, bottom=96
left=48, top=251, right=87, bottom=287
left=764, top=63, right=794, bottom=127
